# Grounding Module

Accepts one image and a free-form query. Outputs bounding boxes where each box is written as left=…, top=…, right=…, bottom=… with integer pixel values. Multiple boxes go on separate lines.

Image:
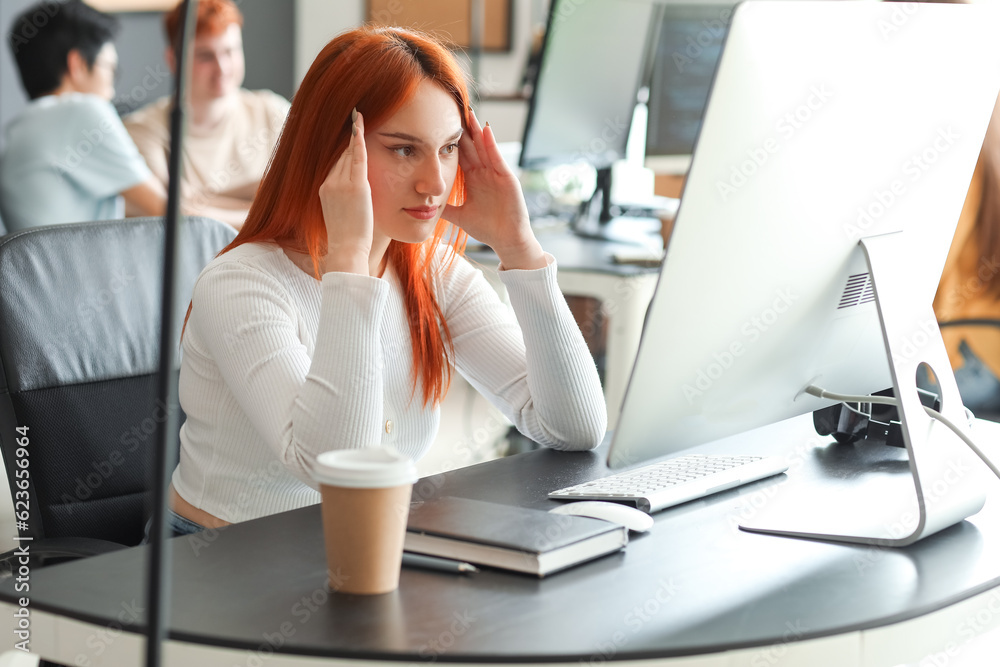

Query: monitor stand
left=571, top=167, right=662, bottom=246
left=740, top=231, right=988, bottom=547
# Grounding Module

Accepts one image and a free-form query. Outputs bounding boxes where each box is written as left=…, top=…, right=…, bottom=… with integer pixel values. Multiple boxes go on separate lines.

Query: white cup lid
left=311, top=446, right=418, bottom=488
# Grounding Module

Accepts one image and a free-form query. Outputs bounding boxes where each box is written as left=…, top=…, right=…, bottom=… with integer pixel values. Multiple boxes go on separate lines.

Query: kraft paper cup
left=311, top=447, right=417, bottom=595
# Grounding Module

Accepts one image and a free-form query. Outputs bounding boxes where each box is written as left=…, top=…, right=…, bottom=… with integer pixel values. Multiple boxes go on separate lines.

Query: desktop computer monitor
left=643, top=3, right=736, bottom=175
left=518, top=0, right=658, bottom=229
left=608, top=1, right=1000, bottom=546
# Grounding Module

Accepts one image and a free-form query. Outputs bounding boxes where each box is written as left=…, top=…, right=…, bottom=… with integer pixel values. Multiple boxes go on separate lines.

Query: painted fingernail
left=485, top=121, right=490, bottom=128
left=352, top=107, right=358, bottom=123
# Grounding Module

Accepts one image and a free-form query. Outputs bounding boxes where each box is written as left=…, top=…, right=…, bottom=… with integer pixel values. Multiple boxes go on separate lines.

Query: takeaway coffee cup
left=311, top=447, right=418, bottom=595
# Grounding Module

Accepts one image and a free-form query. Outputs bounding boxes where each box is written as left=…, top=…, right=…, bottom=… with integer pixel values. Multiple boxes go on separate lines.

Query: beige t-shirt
left=125, top=89, right=289, bottom=228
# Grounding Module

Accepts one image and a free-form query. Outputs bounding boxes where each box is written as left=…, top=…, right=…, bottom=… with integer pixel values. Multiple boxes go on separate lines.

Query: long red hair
left=200, top=26, right=471, bottom=406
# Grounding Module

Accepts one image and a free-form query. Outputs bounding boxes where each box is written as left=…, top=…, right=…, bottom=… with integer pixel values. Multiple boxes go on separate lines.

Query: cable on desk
left=805, top=384, right=1000, bottom=480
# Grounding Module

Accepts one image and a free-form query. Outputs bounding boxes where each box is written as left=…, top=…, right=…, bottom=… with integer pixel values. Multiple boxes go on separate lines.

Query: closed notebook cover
left=406, top=496, right=620, bottom=553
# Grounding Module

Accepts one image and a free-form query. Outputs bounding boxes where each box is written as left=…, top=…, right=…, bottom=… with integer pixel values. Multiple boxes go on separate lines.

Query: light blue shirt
left=0, top=93, right=152, bottom=233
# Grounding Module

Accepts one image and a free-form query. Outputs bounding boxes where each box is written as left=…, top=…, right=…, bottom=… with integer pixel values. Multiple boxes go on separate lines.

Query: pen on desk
left=402, top=552, right=479, bottom=574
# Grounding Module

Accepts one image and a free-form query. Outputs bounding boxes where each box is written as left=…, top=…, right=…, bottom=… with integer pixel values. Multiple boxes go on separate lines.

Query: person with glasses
left=125, top=0, right=290, bottom=230
left=0, top=0, right=166, bottom=233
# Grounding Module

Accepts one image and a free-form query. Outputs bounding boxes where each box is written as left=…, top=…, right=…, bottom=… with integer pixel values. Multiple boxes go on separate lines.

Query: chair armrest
left=0, top=537, right=128, bottom=579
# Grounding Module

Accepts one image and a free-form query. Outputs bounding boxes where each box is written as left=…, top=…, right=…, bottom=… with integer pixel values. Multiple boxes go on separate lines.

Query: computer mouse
left=549, top=501, right=654, bottom=533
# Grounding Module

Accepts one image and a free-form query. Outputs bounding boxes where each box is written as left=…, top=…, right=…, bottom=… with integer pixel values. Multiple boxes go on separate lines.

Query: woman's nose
left=414, top=157, right=446, bottom=197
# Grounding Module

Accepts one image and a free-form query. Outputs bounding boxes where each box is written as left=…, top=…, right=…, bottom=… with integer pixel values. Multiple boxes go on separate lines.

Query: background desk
left=468, top=220, right=661, bottom=428
left=3, top=415, right=1000, bottom=666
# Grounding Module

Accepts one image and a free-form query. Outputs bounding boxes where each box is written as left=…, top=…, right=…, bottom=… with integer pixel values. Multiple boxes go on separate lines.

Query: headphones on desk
left=812, top=387, right=942, bottom=448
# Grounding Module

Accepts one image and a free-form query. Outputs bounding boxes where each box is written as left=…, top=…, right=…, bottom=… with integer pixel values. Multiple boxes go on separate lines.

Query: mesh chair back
left=0, top=217, right=235, bottom=545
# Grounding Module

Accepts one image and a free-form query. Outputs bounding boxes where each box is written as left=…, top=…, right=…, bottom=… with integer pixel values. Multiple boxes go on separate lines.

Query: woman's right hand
left=318, top=111, right=373, bottom=275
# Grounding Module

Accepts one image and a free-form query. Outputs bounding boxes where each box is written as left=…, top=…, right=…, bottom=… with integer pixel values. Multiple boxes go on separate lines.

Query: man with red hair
left=125, top=0, right=289, bottom=229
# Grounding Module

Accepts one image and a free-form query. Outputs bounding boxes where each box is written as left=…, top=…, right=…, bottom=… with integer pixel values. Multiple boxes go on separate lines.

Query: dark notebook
left=405, top=496, right=628, bottom=577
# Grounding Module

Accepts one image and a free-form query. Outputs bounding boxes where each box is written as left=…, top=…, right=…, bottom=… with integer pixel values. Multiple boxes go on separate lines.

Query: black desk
left=3, top=415, right=1000, bottom=666
left=467, top=216, right=663, bottom=276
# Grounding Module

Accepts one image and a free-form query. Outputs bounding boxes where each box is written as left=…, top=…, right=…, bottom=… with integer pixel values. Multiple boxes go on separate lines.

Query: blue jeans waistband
left=143, top=509, right=206, bottom=542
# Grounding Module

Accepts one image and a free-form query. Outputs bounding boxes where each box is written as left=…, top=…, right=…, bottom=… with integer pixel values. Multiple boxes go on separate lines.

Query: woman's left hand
left=444, top=111, right=547, bottom=270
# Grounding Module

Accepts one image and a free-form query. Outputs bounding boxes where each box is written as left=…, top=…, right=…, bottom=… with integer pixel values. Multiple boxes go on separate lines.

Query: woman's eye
left=392, top=146, right=414, bottom=157
left=441, top=143, right=458, bottom=155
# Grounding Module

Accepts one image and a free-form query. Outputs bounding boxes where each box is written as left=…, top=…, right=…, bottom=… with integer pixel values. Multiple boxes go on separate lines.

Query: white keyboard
left=548, top=454, right=789, bottom=513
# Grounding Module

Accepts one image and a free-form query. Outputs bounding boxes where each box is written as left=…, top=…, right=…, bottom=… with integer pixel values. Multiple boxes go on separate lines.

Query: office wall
left=0, top=0, right=295, bottom=152
left=294, top=0, right=545, bottom=143
left=235, top=0, right=296, bottom=101
left=294, top=0, right=543, bottom=91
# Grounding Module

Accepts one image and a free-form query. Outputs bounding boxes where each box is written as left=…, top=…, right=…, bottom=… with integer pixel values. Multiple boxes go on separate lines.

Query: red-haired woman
left=165, top=27, right=607, bottom=534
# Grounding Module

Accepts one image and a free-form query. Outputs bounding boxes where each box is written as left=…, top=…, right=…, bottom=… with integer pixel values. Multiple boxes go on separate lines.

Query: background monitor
left=608, top=1, right=1000, bottom=544
left=643, top=3, right=736, bottom=174
left=518, top=0, right=656, bottom=172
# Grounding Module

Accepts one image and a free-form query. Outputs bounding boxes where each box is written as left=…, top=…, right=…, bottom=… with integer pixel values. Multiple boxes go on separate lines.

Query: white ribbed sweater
left=173, top=242, right=607, bottom=523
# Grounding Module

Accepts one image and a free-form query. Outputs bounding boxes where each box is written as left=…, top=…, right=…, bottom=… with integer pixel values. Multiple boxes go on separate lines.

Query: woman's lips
left=404, top=206, right=439, bottom=220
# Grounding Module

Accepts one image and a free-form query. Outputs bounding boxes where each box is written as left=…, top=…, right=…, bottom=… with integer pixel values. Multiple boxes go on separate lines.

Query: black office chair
left=938, top=320, right=1000, bottom=421
left=0, top=217, right=235, bottom=568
